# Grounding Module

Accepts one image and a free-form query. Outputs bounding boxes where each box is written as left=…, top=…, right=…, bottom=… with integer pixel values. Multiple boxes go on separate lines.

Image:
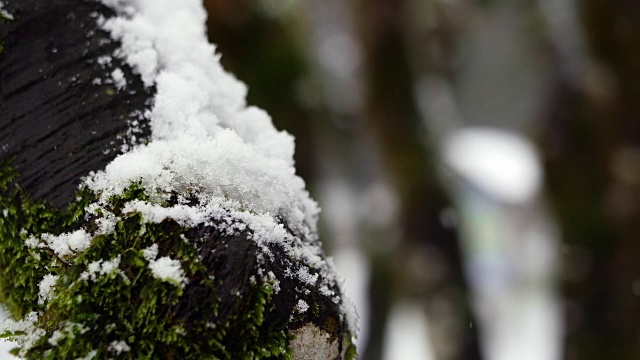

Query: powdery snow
left=142, top=243, right=158, bottom=261
left=108, top=340, right=131, bottom=355
left=43, top=230, right=93, bottom=257
left=148, top=257, right=187, bottom=287
left=295, top=299, right=309, bottom=314
left=37, top=274, right=59, bottom=304
left=90, top=0, right=320, bottom=250
left=85, top=0, right=338, bottom=308
left=80, top=256, right=123, bottom=282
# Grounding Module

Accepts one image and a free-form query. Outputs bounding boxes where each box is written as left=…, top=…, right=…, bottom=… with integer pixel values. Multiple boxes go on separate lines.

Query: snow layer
left=92, top=0, right=318, bottom=245
left=43, top=230, right=93, bottom=257
left=38, top=274, right=59, bottom=304
left=85, top=0, right=352, bottom=335
left=148, top=257, right=187, bottom=287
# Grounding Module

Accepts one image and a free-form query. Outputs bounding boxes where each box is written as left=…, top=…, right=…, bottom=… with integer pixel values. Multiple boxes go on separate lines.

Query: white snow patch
left=108, top=340, right=131, bottom=355
left=24, top=235, right=39, bottom=249
left=111, top=68, right=126, bottom=90
left=0, top=2, right=14, bottom=20
left=148, top=256, right=187, bottom=287
left=80, top=256, right=122, bottom=281
left=43, top=230, right=93, bottom=257
left=297, top=267, right=318, bottom=286
left=0, top=312, right=46, bottom=357
left=0, top=308, right=18, bottom=359
left=92, top=0, right=319, bottom=239
left=89, top=0, right=355, bottom=332
left=142, top=243, right=158, bottom=261
left=48, top=330, right=64, bottom=346
left=38, top=274, right=59, bottom=304
left=295, top=299, right=309, bottom=314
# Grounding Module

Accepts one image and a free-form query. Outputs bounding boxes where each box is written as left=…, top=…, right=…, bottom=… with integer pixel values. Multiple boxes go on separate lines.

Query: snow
left=0, top=312, right=45, bottom=357
left=142, top=243, right=158, bottom=261
left=42, top=230, right=93, bottom=257
left=92, top=0, right=319, bottom=244
left=148, top=257, right=187, bottom=287
left=443, top=127, right=542, bottom=204
left=295, top=299, right=309, bottom=314
left=80, top=256, right=123, bottom=282
left=1, top=0, right=355, bottom=353
left=108, top=340, right=131, bottom=355
left=38, top=274, right=59, bottom=304
left=111, top=68, right=126, bottom=90
left=0, top=308, right=19, bottom=359
left=297, top=267, right=319, bottom=286
left=0, top=2, right=14, bottom=20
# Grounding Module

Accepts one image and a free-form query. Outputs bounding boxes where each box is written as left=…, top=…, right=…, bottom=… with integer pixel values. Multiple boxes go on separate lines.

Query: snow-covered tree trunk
left=0, top=1, right=356, bottom=359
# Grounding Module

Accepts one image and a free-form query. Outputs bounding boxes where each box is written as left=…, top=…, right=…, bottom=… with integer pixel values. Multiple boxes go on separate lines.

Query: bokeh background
left=3, top=0, right=640, bottom=359
left=203, top=0, right=640, bottom=359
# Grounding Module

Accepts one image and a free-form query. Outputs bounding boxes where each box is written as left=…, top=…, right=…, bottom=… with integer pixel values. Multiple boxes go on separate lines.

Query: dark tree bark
left=356, top=1, right=481, bottom=359
left=540, top=1, right=640, bottom=359
left=0, top=0, right=153, bottom=208
left=0, top=1, right=354, bottom=358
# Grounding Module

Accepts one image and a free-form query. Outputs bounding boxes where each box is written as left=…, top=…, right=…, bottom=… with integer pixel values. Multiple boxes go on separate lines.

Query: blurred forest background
left=203, top=0, right=640, bottom=359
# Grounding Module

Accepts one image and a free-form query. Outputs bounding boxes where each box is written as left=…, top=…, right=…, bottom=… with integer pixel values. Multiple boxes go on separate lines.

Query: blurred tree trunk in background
left=357, top=1, right=481, bottom=359
left=541, top=1, right=640, bottom=359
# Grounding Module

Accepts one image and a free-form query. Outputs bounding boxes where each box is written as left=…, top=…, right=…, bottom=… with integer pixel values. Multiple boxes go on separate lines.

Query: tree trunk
left=541, top=1, right=640, bottom=359
left=356, top=1, right=481, bottom=359
left=0, top=1, right=355, bottom=359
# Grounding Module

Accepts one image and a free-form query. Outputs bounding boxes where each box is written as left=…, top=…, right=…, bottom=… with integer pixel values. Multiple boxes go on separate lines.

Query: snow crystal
left=142, top=243, right=158, bottom=261
left=297, top=267, right=319, bottom=286
left=24, top=235, right=39, bottom=249
left=295, top=299, right=309, bottom=314
left=48, top=330, right=64, bottom=346
left=43, top=230, right=92, bottom=257
left=0, top=2, right=14, bottom=21
left=267, top=271, right=281, bottom=294
left=148, top=256, right=187, bottom=287
left=111, top=68, right=126, bottom=90
left=38, top=274, right=59, bottom=304
left=108, top=340, right=131, bottom=355
left=80, top=256, right=122, bottom=282
left=96, top=55, right=112, bottom=67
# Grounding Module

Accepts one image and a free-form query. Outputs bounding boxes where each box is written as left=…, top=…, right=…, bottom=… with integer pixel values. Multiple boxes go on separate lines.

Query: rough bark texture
left=0, top=0, right=153, bottom=208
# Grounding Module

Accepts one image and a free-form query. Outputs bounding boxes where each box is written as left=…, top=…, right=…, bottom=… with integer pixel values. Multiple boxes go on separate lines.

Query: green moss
left=0, top=162, right=295, bottom=359
left=343, top=334, right=357, bottom=360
